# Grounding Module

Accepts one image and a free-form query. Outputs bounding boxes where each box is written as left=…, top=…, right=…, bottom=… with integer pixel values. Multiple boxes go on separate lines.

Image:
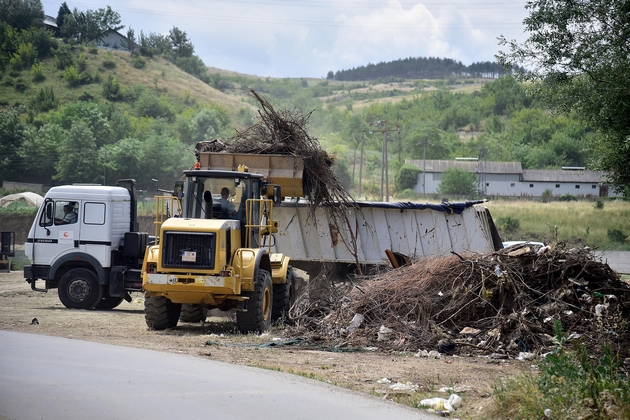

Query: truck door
left=33, top=200, right=81, bottom=266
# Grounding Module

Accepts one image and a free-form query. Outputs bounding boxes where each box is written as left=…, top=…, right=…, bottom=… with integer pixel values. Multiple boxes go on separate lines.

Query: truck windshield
left=183, top=176, right=255, bottom=220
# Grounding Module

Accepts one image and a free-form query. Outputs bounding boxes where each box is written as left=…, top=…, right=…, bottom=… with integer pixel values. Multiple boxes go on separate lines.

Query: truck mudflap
left=24, top=265, right=48, bottom=292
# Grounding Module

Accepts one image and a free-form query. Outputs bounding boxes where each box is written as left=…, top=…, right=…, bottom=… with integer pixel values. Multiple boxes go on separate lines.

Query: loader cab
left=181, top=170, right=263, bottom=225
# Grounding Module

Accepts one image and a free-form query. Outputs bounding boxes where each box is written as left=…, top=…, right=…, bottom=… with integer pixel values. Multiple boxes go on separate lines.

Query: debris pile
left=287, top=244, right=630, bottom=357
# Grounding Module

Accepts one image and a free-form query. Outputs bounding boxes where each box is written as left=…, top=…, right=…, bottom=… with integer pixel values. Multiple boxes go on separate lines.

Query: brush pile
left=195, top=90, right=355, bottom=219
left=287, top=243, right=630, bottom=357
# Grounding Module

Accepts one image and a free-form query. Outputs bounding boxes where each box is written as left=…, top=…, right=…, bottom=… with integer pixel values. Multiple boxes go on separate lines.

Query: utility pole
left=416, top=139, right=432, bottom=195
left=370, top=121, right=400, bottom=202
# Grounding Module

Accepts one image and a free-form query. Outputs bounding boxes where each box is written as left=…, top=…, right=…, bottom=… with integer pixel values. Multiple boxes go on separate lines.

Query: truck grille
left=162, top=232, right=216, bottom=270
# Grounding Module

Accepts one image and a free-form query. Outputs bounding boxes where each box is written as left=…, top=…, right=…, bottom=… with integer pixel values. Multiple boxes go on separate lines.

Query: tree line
left=327, top=57, right=525, bottom=81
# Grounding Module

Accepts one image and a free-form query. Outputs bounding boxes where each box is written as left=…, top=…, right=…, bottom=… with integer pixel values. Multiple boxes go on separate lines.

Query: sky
left=41, top=0, right=531, bottom=78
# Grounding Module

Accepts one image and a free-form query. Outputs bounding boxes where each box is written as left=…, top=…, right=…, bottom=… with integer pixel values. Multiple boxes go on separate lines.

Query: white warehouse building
left=406, top=159, right=620, bottom=198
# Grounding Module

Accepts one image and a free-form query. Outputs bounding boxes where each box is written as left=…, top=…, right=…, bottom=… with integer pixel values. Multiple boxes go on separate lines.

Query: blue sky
left=41, top=0, right=530, bottom=78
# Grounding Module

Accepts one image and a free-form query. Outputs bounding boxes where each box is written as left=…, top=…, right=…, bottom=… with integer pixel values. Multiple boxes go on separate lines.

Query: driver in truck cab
left=55, top=204, right=77, bottom=225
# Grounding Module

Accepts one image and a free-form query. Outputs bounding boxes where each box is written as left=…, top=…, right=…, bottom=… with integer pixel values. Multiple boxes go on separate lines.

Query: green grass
left=484, top=199, right=630, bottom=249
left=490, top=322, right=630, bottom=419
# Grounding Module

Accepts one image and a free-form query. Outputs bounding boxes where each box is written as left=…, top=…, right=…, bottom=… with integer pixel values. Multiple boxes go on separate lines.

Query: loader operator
left=219, top=187, right=235, bottom=218
left=55, top=204, right=77, bottom=225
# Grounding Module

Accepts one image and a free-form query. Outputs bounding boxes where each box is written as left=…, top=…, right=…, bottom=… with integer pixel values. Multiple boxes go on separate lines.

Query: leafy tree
left=55, top=2, right=71, bottom=33
left=61, top=5, right=123, bottom=44
left=497, top=0, right=630, bottom=191
left=135, top=93, right=175, bottom=122
left=0, top=0, right=44, bottom=30
left=54, top=122, right=100, bottom=183
left=395, top=164, right=421, bottom=192
left=436, top=167, right=477, bottom=196
left=18, top=123, right=65, bottom=183
left=0, top=107, right=25, bottom=181
left=189, top=108, right=222, bottom=143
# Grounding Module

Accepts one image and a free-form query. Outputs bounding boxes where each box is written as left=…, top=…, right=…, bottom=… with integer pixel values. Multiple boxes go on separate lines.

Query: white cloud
left=41, top=0, right=529, bottom=77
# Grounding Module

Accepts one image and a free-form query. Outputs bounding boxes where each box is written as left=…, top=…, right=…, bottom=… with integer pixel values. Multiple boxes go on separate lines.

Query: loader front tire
left=272, top=266, right=295, bottom=321
left=237, top=269, right=272, bottom=334
left=145, top=296, right=182, bottom=330
left=58, top=268, right=103, bottom=309
left=179, top=304, right=208, bottom=323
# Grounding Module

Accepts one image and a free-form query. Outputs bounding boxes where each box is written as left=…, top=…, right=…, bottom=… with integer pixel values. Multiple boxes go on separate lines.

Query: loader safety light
left=220, top=270, right=232, bottom=277
left=146, top=264, right=157, bottom=274
left=193, top=161, right=201, bottom=170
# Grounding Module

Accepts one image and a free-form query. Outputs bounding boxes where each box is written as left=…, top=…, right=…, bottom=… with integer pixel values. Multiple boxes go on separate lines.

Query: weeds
left=491, top=321, right=630, bottom=419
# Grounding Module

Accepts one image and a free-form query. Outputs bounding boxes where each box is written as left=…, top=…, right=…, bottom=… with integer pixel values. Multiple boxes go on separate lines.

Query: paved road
left=0, top=331, right=436, bottom=420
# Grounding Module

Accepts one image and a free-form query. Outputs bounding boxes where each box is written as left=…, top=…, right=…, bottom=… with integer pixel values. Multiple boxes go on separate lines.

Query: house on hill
left=405, top=159, right=619, bottom=197
left=96, top=29, right=130, bottom=51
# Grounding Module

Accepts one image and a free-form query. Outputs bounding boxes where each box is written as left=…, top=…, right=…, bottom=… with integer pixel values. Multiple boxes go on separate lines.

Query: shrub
left=88, top=44, right=98, bottom=54
left=131, top=56, right=146, bottom=69
left=559, top=193, right=577, bottom=201
left=395, top=164, right=421, bottom=192
left=30, top=86, right=58, bottom=112
left=102, top=57, right=116, bottom=69
left=607, top=228, right=627, bottom=243
left=436, top=167, right=478, bottom=196
left=14, top=78, right=28, bottom=92
left=541, top=188, right=553, bottom=203
left=54, top=45, right=74, bottom=70
left=594, top=198, right=605, bottom=209
left=498, top=216, right=520, bottom=233
left=30, top=62, right=45, bottom=81
left=76, top=53, right=87, bottom=72
left=62, top=66, right=80, bottom=87
left=102, top=74, right=123, bottom=101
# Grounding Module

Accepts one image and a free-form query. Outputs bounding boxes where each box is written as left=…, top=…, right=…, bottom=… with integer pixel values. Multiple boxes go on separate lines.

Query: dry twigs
left=195, top=90, right=356, bottom=221
left=286, top=244, right=630, bottom=357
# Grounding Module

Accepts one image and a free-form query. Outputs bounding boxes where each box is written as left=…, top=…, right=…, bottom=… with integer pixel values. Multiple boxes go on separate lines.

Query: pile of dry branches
left=287, top=244, right=630, bottom=357
left=195, top=90, right=355, bottom=219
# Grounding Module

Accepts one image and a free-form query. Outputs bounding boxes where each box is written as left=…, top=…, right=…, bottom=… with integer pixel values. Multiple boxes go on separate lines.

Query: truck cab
left=24, top=180, right=147, bottom=310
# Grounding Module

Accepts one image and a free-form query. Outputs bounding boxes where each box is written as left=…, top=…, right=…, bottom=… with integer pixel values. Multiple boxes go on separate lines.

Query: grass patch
left=490, top=322, right=630, bottom=419
left=484, top=199, right=630, bottom=249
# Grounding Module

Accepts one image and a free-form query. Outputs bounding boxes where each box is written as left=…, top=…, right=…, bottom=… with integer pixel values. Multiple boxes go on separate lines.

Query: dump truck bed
left=271, top=200, right=500, bottom=274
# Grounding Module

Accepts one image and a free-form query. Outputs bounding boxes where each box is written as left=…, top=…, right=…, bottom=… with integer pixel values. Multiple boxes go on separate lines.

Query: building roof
left=406, top=159, right=522, bottom=174
left=521, top=170, right=607, bottom=183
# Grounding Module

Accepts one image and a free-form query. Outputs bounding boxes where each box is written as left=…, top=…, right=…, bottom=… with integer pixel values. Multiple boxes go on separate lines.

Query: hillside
left=2, top=49, right=254, bottom=120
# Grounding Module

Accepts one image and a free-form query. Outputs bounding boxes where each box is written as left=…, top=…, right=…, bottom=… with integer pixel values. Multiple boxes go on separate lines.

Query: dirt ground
left=0, top=270, right=528, bottom=418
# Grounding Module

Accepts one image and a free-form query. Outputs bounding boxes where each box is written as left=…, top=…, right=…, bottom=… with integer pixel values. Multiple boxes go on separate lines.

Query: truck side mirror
left=273, top=185, right=282, bottom=204
left=40, top=201, right=53, bottom=227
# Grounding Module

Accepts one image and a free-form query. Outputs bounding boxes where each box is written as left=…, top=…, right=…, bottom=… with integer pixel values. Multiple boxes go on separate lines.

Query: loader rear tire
left=58, top=268, right=103, bottom=310
left=179, top=304, right=208, bottom=323
left=145, top=296, right=182, bottom=330
left=236, top=269, right=272, bottom=334
left=272, top=266, right=295, bottom=321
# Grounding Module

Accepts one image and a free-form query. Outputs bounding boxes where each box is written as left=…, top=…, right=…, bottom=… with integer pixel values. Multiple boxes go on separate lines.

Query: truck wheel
left=272, top=266, right=295, bottom=320
left=145, top=296, right=182, bottom=330
left=94, top=294, right=125, bottom=310
left=179, top=305, right=208, bottom=323
left=58, top=268, right=103, bottom=309
left=236, top=269, right=272, bottom=334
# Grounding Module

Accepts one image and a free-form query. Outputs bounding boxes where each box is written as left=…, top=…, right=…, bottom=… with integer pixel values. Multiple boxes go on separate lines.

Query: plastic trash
left=420, top=394, right=461, bottom=412
left=595, top=303, right=608, bottom=316
left=348, top=313, right=364, bottom=333
left=448, top=394, right=462, bottom=409
left=377, top=325, right=393, bottom=341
